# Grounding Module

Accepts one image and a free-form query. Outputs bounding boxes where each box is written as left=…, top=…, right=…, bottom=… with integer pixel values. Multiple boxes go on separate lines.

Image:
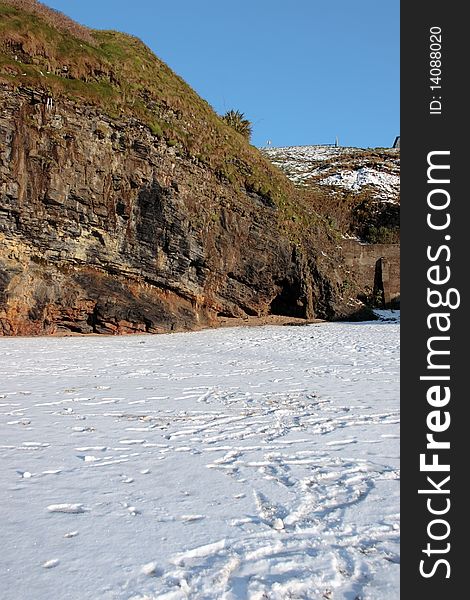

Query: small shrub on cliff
left=364, top=225, right=399, bottom=244
left=222, top=110, right=252, bottom=141
left=149, top=121, right=163, bottom=138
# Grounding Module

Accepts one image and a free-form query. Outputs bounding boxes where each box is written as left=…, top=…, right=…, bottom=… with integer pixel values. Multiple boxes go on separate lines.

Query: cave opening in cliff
left=269, top=279, right=305, bottom=318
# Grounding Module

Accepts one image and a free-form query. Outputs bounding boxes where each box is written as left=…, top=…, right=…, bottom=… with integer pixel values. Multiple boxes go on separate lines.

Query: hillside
left=2, top=0, right=377, bottom=335
left=0, top=0, right=290, bottom=201
left=263, top=145, right=400, bottom=244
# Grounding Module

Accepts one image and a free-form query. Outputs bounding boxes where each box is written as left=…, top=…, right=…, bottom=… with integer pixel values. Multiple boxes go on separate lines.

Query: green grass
left=0, top=0, right=343, bottom=253
left=363, top=225, right=400, bottom=244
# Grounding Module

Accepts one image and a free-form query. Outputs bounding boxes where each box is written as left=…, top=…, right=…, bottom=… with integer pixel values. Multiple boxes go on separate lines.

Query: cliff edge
left=0, top=1, right=376, bottom=335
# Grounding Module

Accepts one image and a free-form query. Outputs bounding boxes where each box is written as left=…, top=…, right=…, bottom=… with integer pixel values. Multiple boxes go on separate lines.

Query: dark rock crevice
left=269, top=278, right=306, bottom=318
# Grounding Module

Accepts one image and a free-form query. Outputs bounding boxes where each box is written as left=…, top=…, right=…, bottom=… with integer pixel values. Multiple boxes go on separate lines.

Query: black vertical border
left=401, top=2, right=466, bottom=596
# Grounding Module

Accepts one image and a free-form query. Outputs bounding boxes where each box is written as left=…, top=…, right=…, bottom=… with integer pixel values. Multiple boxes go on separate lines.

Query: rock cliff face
left=262, top=145, right=400, bottom=244
left=0, top=87, right=348, bottom=335
left=0, top=0, right=397, bottom=336
left=262, top=145, right=401, bottom=309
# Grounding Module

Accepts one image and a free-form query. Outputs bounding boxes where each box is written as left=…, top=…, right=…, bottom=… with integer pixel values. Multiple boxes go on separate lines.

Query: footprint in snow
left=17, top=470, right=32, bottom=478
left=253, top=490, right=288, bottom=530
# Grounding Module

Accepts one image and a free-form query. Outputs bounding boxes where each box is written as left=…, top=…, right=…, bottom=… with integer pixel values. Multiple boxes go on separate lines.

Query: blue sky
left=43, top=0, right=399, bottom=148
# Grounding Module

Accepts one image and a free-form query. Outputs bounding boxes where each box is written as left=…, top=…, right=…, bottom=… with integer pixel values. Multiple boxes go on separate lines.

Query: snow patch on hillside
left=322, top=167, right=399, bottom=199
left=263, top=145, right=400, bottom=202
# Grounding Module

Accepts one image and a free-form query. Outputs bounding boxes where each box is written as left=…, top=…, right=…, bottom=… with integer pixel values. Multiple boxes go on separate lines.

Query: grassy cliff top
left=0, top=0, right=302, bottom=214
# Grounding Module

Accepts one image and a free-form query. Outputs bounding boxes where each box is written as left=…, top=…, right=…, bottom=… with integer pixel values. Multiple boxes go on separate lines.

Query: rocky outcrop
left=0, top=0, right=398, bottom=336
left=262, top=145, right=401, bottom=309
left=262, top=145, right=400, bottom=244
left=341, top=239, right=400, bottom=309
left=0, top=87, right=348, bottom=335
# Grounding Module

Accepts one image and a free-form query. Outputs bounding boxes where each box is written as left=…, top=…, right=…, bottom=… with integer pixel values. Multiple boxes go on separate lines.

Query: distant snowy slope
left=262, top=145, right=400, bottom=203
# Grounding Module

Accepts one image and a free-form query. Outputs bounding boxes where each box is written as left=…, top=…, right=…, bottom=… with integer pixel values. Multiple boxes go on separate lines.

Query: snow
left=262, top=145, right=400, bottom=202
left=0, top=320, right=399, bottom=599
left=373, top=309, right=400, bottom=323
left=321, top=168, right=400, bottom=200
left=47, top=503, right=87, bottom=514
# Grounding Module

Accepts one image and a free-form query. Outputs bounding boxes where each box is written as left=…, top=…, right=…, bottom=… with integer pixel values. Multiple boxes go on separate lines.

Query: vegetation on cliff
left=263, top=145, right=400, bottom=244
left=0, top=0, right=392, bottom=335
left=0, top=1, right=288, bottom=210
left=221, top=110, right=252, bottom=141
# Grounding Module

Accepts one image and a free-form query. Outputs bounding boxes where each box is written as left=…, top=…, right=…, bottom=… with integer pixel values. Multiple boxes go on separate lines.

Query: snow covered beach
left=0, top=319, right=399, bottom=600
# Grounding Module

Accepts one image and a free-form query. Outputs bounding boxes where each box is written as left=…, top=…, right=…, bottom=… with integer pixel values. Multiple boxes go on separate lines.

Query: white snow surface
left=0, top=321, right=399, bottom=599
left=320, top=168, right=399, bottom=198
left=262, top=145, right=400, bottom=202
